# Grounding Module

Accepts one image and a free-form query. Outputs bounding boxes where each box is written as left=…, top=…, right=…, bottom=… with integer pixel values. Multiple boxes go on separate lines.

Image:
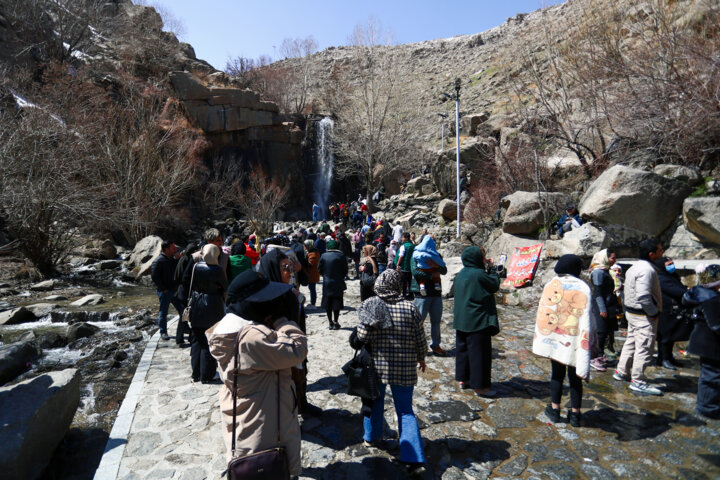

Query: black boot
left=568, top=410, right=581, bottom=427
left=545, top=405, right=561, bottom=423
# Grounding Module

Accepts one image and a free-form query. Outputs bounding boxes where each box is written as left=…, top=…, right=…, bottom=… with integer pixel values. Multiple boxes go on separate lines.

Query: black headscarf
left=554, top=254, right=583, bottom=278
left=258, top=249, right=287, bottom=283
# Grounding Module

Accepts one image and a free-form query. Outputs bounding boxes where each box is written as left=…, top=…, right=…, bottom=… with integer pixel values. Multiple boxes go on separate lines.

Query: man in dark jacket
left=395, top=233, right=415, bottom=299
left=151, top=240, right=183, bottom=341
left=318, top=240, right=348, bottom=330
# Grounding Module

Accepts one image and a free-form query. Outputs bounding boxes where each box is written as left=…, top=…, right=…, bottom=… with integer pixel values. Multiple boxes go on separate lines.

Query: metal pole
left=455, top=79, right=461, bottom=239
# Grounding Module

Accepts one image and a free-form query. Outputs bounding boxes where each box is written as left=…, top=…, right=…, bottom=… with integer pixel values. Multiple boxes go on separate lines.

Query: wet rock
left=0, top=307, right=37, bottom=325
left=25, top=303, right=59, bottom=318
left=30, top=280, right=56, bottom=292
left=422, top=400, right=480, bottom=424
left=50, top=311, right=88, bottom=324
left=43, top=295, right=67, bottom=301
left=70, top=294, right=105, bottom=306
left=98, top=260, right=122, bottom=270
left=0, top=340, right=40, bottom=384
left=496, top=454, right=527, bottom=475
left=38, top=332, right=68, bottom=349
left=66, top=322, right=101, bottom=342
left=0, top=369, right=80, bottom=480
left=441, top=257, right=464, bottom=298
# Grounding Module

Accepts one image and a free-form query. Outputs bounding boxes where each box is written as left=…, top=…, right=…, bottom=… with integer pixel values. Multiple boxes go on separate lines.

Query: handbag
left=341, top=346, right=378, bottom=399
left=228, top=336, right=289, bottom=480
left=360, top=261, right=377, bottom=289
left=181, top=264, right=197, bottom=323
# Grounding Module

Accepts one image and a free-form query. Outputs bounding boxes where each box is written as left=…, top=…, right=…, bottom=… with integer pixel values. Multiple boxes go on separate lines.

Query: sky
left=146, top=1, right=565, bottom=71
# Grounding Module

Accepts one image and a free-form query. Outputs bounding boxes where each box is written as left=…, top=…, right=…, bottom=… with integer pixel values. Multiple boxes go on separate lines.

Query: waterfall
left=314, top=117, right=334, bottom=219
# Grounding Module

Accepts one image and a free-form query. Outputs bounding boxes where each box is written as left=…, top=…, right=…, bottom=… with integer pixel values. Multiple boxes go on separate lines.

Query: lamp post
left=437, top=113, right=448, bottom=152
left=443, top=78, right=462, bottom=239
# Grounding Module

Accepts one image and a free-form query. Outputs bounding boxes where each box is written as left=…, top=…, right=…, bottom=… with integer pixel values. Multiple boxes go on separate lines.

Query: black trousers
left=190, top=326, right=217, bottom=381
left=550, top=360, right=583, bottom=409
left=698, top=357, right=720, bottom=419
left=400, top=270, right=413, bottom=299
left=455, top=330, right=492, bottom=389
left=175, top=320, right=193, bottom=344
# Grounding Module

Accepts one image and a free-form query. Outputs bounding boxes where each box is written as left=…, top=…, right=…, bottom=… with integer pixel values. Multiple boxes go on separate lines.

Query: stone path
left=95, top=279, right=720, bottom=479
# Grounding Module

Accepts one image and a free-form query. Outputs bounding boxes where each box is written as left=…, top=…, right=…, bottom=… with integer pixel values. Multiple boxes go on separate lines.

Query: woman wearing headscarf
left=588, top=248, right=619, bottom=372
left=532, top=254, right=592, bottom=427
left=304, top=240, right=320, bottom=307
left=174, top=242, right=199, bottom=346
left=453, top=246, right=500, bottom=397
left=359, top=244, right=379, bottom=301
left=206, top=270, right=308, bottom=477
left=183, top=244, right=228, bottom=383
left=319, top=239, right=348, bottom=330
left=655, top=256, right=689, bottom=370
left=355, top=270, right=428, bottom=477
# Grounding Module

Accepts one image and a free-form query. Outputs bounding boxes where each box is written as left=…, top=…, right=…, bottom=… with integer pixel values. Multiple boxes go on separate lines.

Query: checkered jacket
left=356, top=299, right=427, bottom=386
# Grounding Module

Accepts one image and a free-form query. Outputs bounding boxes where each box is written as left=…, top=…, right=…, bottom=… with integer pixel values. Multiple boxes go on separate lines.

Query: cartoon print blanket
left=532, top=275, right=593, bottom=380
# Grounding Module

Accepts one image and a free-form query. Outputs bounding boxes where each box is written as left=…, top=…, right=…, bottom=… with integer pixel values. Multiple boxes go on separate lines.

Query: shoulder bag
left=181, top=264, right=197, bottom=323
left=341, top=345, right=378, bottom=400
left=228, top=336, right=289, bottom=480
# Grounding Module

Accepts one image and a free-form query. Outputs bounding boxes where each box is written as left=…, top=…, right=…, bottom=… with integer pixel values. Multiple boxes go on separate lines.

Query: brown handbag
left=227, top=336, right=289, bottom=480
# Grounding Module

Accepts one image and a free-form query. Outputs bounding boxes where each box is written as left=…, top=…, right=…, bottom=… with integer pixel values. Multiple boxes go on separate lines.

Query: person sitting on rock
left=553, top=205, right=583, bottom=238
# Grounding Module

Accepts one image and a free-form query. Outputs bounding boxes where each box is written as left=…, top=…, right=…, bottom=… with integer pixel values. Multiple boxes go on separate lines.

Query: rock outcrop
left=0, top=369, right=80, bottom=480
left=501, top=191, right=568, bottom=235
left=126, top=235, right=162, bottom=277
left=579, top=165, right=694, bottom=236
left=683, top=197, right=720, bottom=245
left=0, top=307, right=36, bottom=326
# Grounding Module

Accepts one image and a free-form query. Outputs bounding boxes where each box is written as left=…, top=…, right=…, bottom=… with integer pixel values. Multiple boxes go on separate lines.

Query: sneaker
left=474, top=388, right=497, bottom=398
left=544, top=405, right=561, bottom=423
left=613, top=371, right=630, bottom=382
left=568, top=410, right=582, bottom=427
left=661, top=360, right=677, bottom=371
left=629, top=380, right=663, bottom=396
left=419, top=284, right=427, bottom=296
left=590, top=358, right=607, bottom=372
left=404, top=463, right=426, bottom=477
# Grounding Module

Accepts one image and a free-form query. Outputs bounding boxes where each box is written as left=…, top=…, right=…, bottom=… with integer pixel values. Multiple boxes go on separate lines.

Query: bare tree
left=236, top=167, right=290, bottom=237
left=327, top=18, right=424, bottom=210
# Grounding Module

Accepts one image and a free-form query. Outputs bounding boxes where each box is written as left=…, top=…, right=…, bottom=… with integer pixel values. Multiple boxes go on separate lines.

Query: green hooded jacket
left=228, top=254, right=252, bottom=283
left=453, top=246, right=501, bottom=334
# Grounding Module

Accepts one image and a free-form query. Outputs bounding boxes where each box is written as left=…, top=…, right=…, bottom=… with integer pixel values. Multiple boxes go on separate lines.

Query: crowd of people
left=149, top=214, right=720, bottom=478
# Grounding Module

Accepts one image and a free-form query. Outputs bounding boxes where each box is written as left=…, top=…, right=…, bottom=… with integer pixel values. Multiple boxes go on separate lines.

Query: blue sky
left=148, top=1, right=564, bottom=71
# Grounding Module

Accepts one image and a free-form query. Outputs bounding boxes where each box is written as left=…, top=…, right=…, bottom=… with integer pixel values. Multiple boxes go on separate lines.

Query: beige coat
left=206, top=313, right=308, bottom=476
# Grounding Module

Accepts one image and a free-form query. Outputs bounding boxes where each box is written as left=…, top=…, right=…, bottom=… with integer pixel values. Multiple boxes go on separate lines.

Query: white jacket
left=624, top=260, right=662, bottom=317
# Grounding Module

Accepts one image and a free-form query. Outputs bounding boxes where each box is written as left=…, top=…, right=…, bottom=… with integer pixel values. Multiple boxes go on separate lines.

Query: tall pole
left=454, top=78, right=461, bottom=239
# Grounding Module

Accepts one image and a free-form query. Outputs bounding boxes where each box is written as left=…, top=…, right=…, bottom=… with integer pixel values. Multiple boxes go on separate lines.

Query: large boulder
left=579, top=165, right=693, bottom=236
left=25, top=304, right=59, bottom=318
left=666, top=223, right=720, bottom=259
left=405, top=176, right=432, bottom=195
left=29, top=280, right=56, bottom=292
left=544, top=223, right=611, bottom=259
left=0, top=369, right=80, bottom=480
left=0, top=307, right=37, bottom=326
left=441, top=257, right=465, bottom=298
left=485, top=231, right=546, bottom=264
left=0, top=340, right=40, bottom=385
left=683, top=197, right=720, bottom=244
left=66, top=322, right=101, bottom=343
left=653, top=164, right=704, bottom=186
left=437, top=199, right=459, bottom=221
left=501, top=191, right=568, bottom=235
left=126, top=235, right=162, bottom=278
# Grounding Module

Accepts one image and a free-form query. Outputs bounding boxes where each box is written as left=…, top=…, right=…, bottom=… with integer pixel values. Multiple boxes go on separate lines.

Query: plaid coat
left=356, top=299, right=427, bottom=386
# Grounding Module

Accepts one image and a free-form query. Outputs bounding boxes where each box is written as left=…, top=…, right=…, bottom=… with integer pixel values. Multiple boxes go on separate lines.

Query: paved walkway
left=95, top=280, right=720, bottom=480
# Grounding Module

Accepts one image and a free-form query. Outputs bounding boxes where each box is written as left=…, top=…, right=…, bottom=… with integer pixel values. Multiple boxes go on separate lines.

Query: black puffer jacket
left=183, top=262, right=228, bottom=329
left=657, top=268, right=690, bottom=340
left=150, top=254, right=178, bottom=292
left=685, top=286, right=720, bottom=361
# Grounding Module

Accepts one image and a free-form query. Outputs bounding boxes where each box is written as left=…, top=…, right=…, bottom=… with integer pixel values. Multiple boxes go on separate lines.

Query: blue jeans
left=378, top=263, right=387, bottom=274
left=363, top=384, right=426, bottom=464
left=414, top=296, right=443, bottom=349
left=308, top=283, right=317, bottom=305
left=157, top=290, right=183, bottom=335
